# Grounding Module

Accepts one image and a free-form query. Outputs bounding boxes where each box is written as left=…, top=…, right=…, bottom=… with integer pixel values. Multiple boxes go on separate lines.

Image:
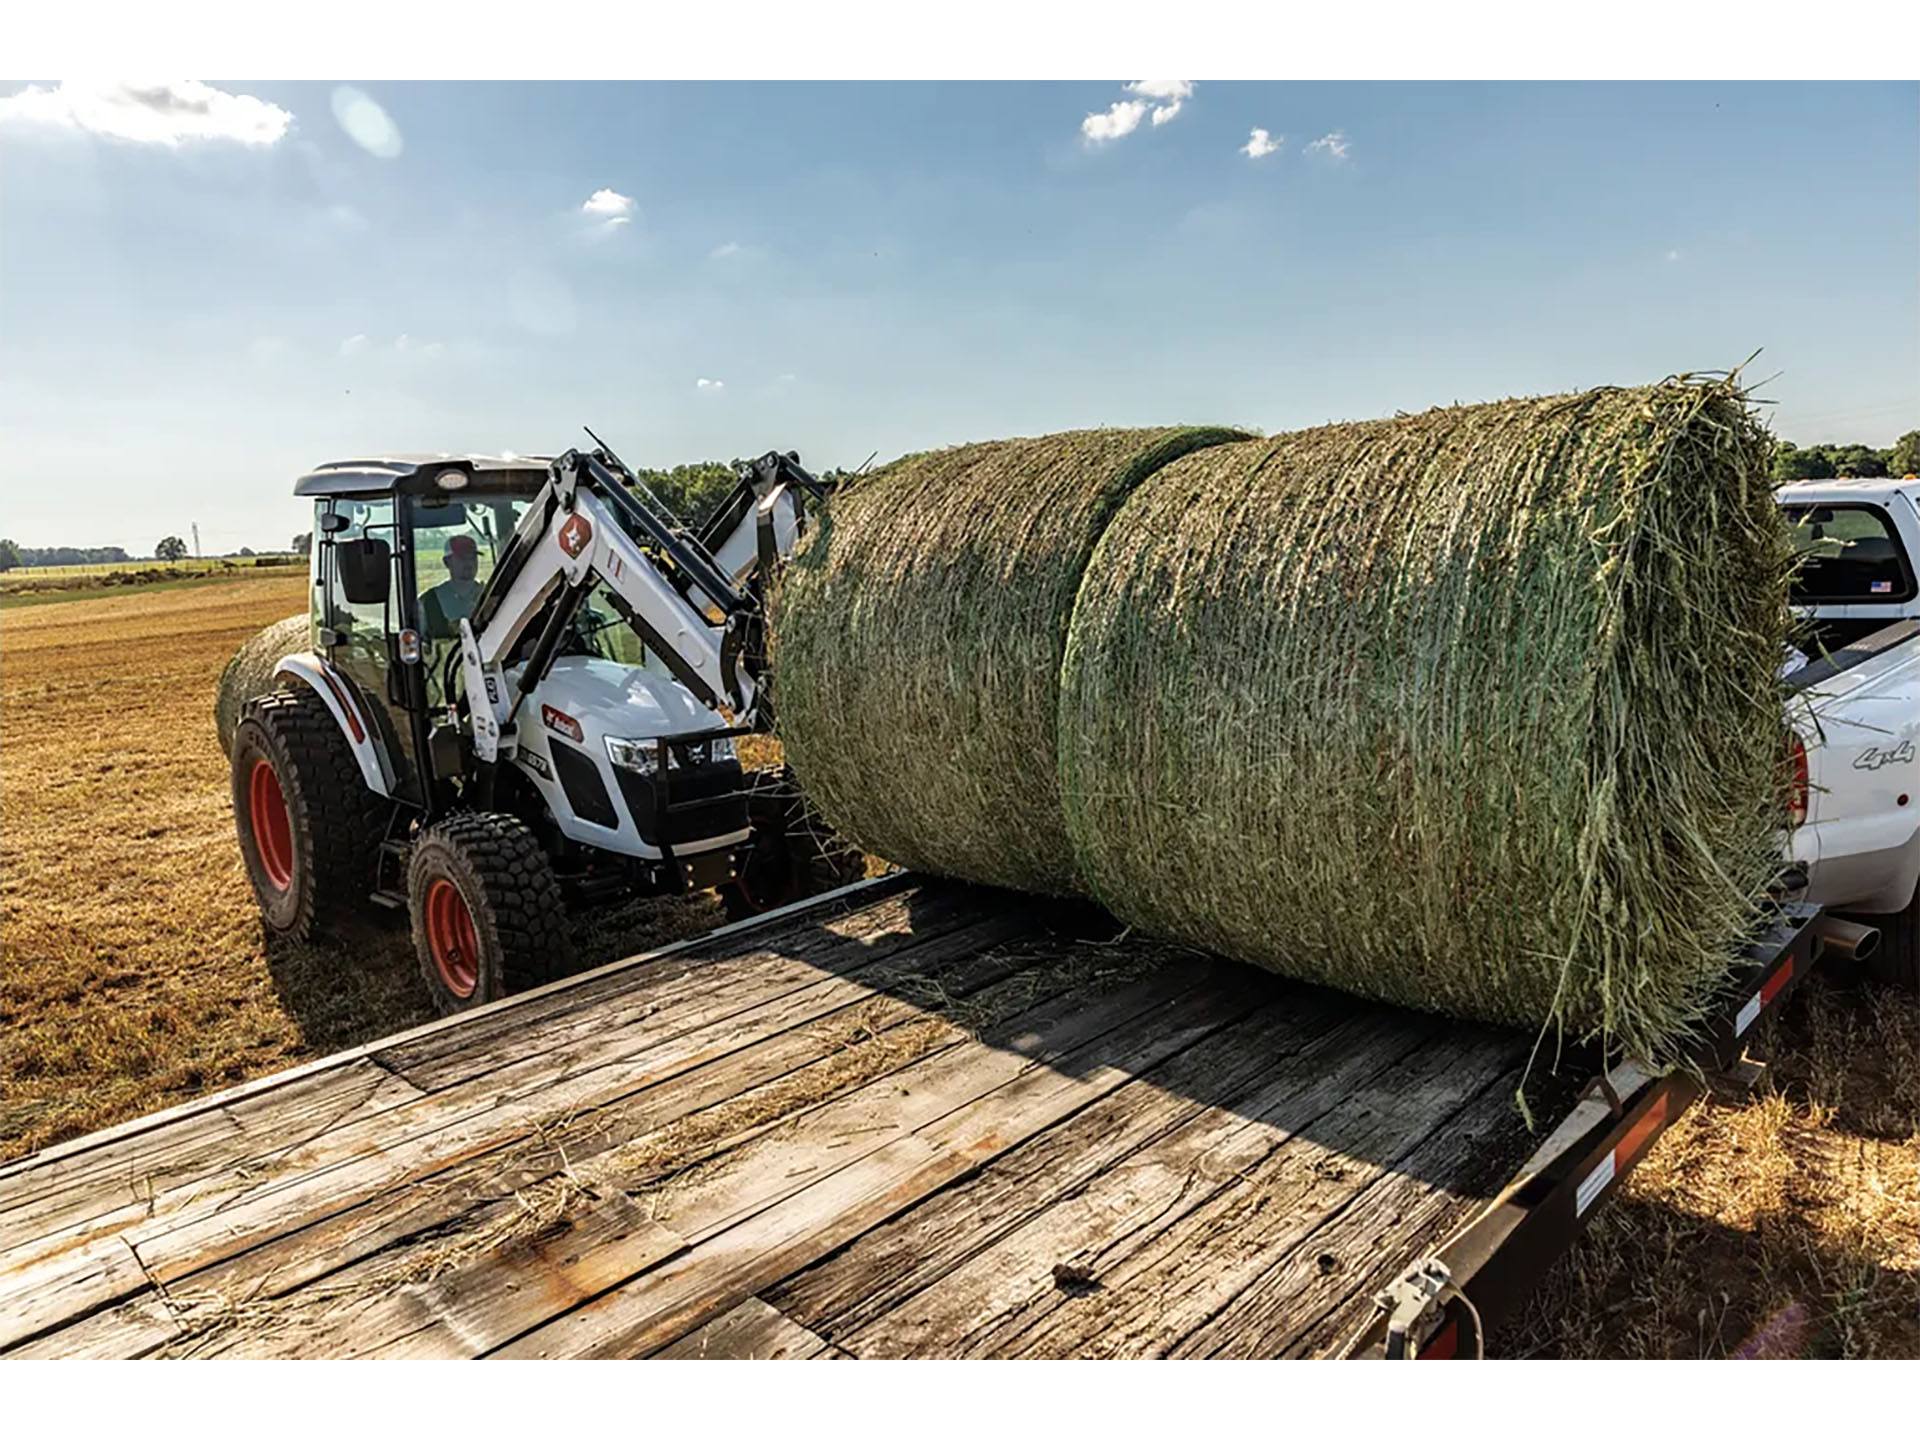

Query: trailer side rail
left=1346, top=901, right=1824, bottom=1359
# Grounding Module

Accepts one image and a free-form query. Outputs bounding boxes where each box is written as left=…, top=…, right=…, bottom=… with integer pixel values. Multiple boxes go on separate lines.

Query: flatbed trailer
left=0, top=874, right=1834, bottom=1360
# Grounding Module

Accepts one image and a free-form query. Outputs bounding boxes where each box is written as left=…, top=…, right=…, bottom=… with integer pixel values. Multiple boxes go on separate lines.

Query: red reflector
left=1787, top=734, right=1809, bottom=826
left=1616, top=1090, right=1671, bottom=1170
left=1759, top=956, right=1794, bottom=1008
left=1418, top=1320, right=1459, bottom=1360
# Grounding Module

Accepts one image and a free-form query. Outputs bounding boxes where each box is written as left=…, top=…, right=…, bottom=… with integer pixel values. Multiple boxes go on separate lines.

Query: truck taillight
left=1788, top=733, right=1809, bottom=827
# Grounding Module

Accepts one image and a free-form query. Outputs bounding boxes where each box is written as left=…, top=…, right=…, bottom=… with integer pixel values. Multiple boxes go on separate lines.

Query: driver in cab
left=421, top=534, right=483, bottom=639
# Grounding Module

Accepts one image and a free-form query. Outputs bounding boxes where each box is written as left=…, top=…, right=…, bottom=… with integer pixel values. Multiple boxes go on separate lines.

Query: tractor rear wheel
left=231, top=689, right=388, bottom=941
left=407, top=812, right=573, bottom=1015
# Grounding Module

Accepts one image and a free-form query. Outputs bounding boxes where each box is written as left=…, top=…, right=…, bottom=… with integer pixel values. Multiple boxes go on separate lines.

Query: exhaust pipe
left=1812, top=915, right=1879, bottom=964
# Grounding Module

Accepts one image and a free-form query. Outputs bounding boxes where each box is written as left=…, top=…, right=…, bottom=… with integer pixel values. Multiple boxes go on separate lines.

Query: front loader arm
left=459, top=450, right=764, bottom=767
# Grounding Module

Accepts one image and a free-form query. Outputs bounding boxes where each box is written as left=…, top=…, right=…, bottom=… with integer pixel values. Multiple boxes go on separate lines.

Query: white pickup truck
left=1780, top=474, right=1920, bottom=990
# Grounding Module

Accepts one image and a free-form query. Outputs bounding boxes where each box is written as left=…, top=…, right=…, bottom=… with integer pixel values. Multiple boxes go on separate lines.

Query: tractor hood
left=520, top=654, right=722, bottom=744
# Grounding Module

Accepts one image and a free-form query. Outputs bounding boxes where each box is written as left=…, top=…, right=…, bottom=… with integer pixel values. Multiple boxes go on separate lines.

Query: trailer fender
left=271, top=653, right=397, bottom=798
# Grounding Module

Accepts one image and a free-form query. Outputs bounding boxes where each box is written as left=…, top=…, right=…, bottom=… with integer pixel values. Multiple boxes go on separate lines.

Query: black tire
left=407, top=811, right=573, bottom=1015
left=722, top=767, right=867, bottom=922
left=231, top=689, right=389, bottom=941
left=1863, top=889, right=1920, bottom=993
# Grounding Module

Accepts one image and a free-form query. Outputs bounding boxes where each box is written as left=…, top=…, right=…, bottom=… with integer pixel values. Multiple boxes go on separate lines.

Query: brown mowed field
left=0, top=576, right=1916, bottom=1357
left=0, top=575, right=724, bottom=1162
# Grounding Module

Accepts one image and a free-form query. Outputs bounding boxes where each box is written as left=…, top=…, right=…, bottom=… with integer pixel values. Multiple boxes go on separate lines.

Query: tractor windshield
left=410, top=494, right=531, bottom=702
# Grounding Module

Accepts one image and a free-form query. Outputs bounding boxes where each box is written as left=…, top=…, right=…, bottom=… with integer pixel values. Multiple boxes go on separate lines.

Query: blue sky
left=1, top=79, right=1915, bottom=554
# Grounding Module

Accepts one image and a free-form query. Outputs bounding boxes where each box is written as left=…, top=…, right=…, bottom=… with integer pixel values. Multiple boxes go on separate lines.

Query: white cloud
left=330, top=86, right=402, bottom=159
left=582, top=188, right=636, bottom=218
left=1666, top=248, right=1682, bottom=262
left=0, top=80, right=291, bottom=147
left=1305, top=130, right=1351, bottom=162
left=339, top=334, right=369, bottom=357
left=1082, top=81, right=1196, bottom=144
left=1082, top=99, right=1147, bottom=144
left=710, top=240, right=744, bottom=259
left=1242, top=128, right=1282, bottom=160
left=1128, top=80, right=1192, bottom=127
left=1090, top=81, right=1190, bottom=144
left=696, top=377, right=725, bottom=391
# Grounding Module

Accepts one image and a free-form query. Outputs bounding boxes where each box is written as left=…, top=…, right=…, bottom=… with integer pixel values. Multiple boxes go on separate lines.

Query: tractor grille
left=550, top=740, right=620, bottom=830
left=615, top=760, right=749, bottom=847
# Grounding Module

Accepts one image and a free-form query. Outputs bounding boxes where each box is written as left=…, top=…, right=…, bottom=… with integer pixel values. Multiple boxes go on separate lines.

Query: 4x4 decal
left=1854, top=740, right=1916, bottom=771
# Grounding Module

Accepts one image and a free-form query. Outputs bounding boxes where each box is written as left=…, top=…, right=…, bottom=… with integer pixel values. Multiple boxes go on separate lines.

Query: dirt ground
left=0, top=576, right=724, bottom=1159
left=1, top=577, right=1916, bottom=1357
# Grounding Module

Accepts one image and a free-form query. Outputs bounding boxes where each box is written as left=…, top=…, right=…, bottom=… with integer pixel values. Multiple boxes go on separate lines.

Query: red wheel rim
left=248, top=759, right=294, bottom=892
left=424, top=878, right=480, bottom=999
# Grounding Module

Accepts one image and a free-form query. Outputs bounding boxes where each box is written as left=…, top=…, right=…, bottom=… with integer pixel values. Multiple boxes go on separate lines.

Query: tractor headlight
left=605, top=736, right=660, bottom=774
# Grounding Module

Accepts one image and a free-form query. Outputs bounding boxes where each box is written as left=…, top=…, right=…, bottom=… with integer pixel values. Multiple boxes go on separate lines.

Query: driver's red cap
left=446, top=536, right=478, bottom=558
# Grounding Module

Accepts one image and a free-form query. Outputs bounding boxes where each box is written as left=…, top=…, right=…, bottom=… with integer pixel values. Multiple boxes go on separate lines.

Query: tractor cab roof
left=294, top=454, right=552, bottom=498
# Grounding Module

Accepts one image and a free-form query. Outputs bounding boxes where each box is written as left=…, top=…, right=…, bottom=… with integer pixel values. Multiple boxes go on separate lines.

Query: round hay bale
left=1057, top=380, right=1791, bottom=1061
left=773, top=426, right=1247, bottom=893
left=214, top=613, right=310, bottom=755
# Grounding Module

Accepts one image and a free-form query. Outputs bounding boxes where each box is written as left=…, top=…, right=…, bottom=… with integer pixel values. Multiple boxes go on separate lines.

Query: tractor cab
left=296, top=455, right=552, bottom=810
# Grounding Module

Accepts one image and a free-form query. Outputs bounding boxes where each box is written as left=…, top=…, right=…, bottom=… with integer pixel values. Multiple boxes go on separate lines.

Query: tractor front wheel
left=407, top=812, right=573, bottom=1015
left=231, top=689, right=387, bottom=941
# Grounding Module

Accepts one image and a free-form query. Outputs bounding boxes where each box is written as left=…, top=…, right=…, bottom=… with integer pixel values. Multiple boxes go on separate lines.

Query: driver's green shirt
left=421, top=578, right=483, bottom=639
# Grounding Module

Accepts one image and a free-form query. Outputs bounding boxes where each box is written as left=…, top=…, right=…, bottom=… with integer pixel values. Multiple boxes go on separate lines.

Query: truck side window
left=1784, top=504, right=1915, bottom=604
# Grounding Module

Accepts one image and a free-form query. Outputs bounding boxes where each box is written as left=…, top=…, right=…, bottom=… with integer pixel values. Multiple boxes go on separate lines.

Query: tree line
left=1774, top=430, right=1920, bottom=482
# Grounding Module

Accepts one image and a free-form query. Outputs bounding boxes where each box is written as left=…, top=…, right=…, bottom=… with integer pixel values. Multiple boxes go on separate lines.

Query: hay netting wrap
left=773, top=426, right=1246, bottom=893
left=214, top=613, right=310, bottom=755
left=1058, top=381, right=1791, bottom=1061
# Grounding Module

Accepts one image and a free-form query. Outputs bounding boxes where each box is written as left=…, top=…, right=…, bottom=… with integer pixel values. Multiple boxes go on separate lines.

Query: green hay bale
left=214, top=613, right=310, bottom=755
left=773, top=426, right=1247, bottom=893
left=1058, top=380, right=1791, bottom=1062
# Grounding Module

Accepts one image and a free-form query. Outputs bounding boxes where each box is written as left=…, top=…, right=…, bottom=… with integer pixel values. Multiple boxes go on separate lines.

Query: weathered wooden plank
left=492, top=963, right=1267, bottom=1358
left=655, top=1297, right=831, bottom=1360
left=0, top=1234, right=152, bottom=1352
left=770, top=996, right=1420, bottom=1338
left=0, top=1060, right=426, bottom=1265
left=0, top=874, right=909, bottom=1190
left=165, top=1192, right=688, bottom=1360
left=0, top=1290, right=180, bottom=1360
left=0, top=881, right=943, bottom=1255
left=382, top=883, right=986, bottom=1089
left=127, top=910, right=1056, bottom=1294
left=872, top=1025, right=1525, bottom=1358
left=177, top=917, right=1064, bottom=1306
left=1198, top=1071, right=1531, bottom=1358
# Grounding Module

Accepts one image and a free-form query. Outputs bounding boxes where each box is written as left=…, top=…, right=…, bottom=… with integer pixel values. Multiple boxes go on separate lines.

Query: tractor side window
left=324, top=498, right=396, bottom=652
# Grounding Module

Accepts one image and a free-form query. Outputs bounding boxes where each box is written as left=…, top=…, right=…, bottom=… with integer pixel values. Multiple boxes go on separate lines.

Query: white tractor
left=228, top=437, right=858, bottom=1012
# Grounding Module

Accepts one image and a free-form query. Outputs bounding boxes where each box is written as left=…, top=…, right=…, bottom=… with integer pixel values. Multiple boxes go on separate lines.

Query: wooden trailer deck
left=0, top=873, right=1558, bottom=1360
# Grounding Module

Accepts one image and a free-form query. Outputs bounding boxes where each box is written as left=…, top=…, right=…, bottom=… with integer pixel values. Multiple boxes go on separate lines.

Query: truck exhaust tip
left=1810, top=915, right=1879, bottom=964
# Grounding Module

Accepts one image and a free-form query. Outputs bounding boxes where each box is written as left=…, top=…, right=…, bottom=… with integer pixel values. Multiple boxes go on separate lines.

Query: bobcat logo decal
left=558, top=513, right=593, bottom=559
